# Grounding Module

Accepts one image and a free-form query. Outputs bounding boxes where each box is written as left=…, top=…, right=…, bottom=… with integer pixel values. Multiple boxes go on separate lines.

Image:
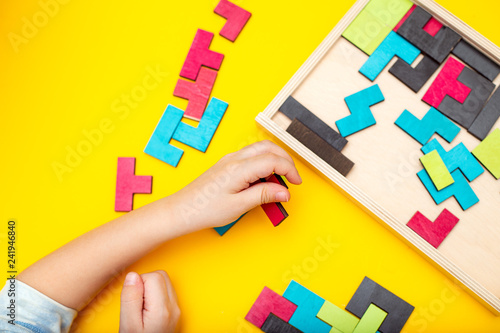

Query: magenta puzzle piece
left=180, top=29, right=224, bottom=81
left=214, top=0, right=252, bottom=42
left=115, top=157, right=152, bottom=212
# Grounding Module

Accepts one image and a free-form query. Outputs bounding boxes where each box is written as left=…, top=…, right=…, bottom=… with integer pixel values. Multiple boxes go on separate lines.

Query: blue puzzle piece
left=359, top=31, right=421, bottom=81
left=422, top=139, right=484, bottom=182
left=173, top=97, right=228, bottom=152
left=213, top=214, right=245, bottom=236
left=335, top=84, right=385, bottom=137
left=144, top=105, right=184, bottom=167
left=395, top=107, right=460, bottom=145
left=418, top=169, right=479, bottom=210
left=283, top=280, right=331, bottom=333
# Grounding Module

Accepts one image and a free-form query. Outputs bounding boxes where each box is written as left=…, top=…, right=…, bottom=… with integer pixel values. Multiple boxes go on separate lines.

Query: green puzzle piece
left=420, top=150, right=455, bottom=190
left=352, top=304, right=387, bottom=333
left=342, top=0, right=413, bottom=55
left=472, top=128, right=500, bottom=179
left=317, top=300, right=360, bottom=333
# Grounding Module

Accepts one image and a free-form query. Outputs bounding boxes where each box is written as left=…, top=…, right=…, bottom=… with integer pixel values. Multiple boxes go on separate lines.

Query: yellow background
left=1, top=0, right=499, bottom=332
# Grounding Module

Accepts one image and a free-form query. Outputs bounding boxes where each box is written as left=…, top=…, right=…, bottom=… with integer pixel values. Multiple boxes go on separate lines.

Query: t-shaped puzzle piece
left=115, top=157, right=152, bottom=212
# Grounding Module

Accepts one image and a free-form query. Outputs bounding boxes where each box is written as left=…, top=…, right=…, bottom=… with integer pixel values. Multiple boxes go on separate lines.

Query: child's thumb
left=238, top=182, right=290, bottom=210
left=119, top=272, right=144, bottom=332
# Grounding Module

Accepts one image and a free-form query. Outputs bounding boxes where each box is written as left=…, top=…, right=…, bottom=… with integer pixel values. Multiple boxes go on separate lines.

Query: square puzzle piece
left=245, top=286, right=298, bottom=328
left=115, top=157, right=152, bottom=212
left=472, top=128, right=500, bottom=179
left=180, top=29, right=224, bottom=81
left=214, top=0, right=251, bottom=42
left=407, top=209, right=459, bottom=248
left=420, top=150, right=454, bottom=191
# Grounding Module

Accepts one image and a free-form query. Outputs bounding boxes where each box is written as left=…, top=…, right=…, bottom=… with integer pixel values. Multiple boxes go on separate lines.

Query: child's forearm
left=17, top=196, right=182, bottom=310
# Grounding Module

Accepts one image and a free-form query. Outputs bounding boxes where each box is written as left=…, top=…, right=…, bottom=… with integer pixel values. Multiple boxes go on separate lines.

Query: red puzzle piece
left=214, top=0, right=252, bottom=42
left=422, top=57, right=471, bottom=108
left=394, top=5, right=442, bottom=36
left=407, top=209, right=459, bottom=248
left=260, top=174, right=289, bottom=226
left=174, top=67, right=218, bottom=121
left=115, top=157, right=152, bottom=212
left=180, top=29, right=224, bottom=81
left=245, top=286, right=298, bottom=328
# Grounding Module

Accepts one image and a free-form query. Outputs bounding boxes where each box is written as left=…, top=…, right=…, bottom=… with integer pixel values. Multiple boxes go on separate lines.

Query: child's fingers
left=155, top=270, right=179, bottom=306
left=242, top=153, right=302, bottom=185
left=119, top=272, right=145, bottom=332
left=236, top=140, right=295, bottom=165
left=235, top=182, right=291, bottom=211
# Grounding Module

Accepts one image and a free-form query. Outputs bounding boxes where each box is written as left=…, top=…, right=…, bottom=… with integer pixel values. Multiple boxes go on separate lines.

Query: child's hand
left=166, top=140, right=302, bottom=233
left=119, top=271, right=180, bottom=333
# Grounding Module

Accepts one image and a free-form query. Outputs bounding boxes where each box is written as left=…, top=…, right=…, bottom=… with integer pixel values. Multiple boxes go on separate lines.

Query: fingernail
left=124, top=272, right=138, bottom=286
left=275, top=191, right=288, bottom=202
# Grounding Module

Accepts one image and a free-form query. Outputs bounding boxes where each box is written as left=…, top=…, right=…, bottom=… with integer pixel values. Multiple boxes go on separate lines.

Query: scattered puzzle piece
left=283, top=281, right=332, bottom=333
left=395, top=107, right=460, bottom=145
left=317, top=300, right=360, bottom=333
left=336, top=85, right=385, bottom=136
left=407, top=209, right=459, bottom=248
left=422, top=57, right=471, bottom=109
left=452, top=40, right=500, bottom=81
left=438, top=66, right=495, bottom=129
left=469, top=88, right=500, bottom=140
left=174, top=67, right=218, bottom=121
left=261, top=314, right=303, bottom=333
left=397, top=6, right=461, bottom=63
left=342, top=0, right=413, bottom=55
left=394, top=5, right=442, bottom=36
left=246, top=286, right=298, bottom=328
left=180, top=29, right=224, bottom=81
left=280, top=96, right=348, bottom=152
left=172, top=97, right=228, bottom=152
left=420, top=150, right=454, bottom=191
left=346, top=277, right=414, bottom=333
left=287, top=118, right=354, bottom=177
left=214, top=214, right=245, bottom=236
left=115, top=157, right=152, bottom=212
left=421, top=139, right=484, bottom=182
left=352, top=304, right=387, bottom=333
left=214, top=0, right=251, bottom=42
left=389, top=55, right=440, bottom=93
left=472, top=128, right=500, bottom=179
left=417, top=169, right=479, bottom=210
left=260, top=174, right=289, bottom=226
left=144, top=105, right=184, bottom=167
left=359, top=31, right=420, bottom=82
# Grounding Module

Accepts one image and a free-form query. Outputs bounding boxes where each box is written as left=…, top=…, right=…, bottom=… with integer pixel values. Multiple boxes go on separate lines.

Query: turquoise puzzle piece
left=214, top=214, right=245, bottom=236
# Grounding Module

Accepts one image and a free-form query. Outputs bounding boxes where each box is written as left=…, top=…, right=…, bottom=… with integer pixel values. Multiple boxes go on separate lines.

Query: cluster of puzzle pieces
left=246, top=277, right=414, bottom=333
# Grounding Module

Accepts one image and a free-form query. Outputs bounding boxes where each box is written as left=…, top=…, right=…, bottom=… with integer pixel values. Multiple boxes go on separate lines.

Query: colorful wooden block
left=407, top=209, right=459, bottom=248
left=342, top=0, right=413, bottom=55
left=397, top=6, right=461, bottom=63
left=173, top=67, right=218, bottom=121
left=417, top=169, right=479, bottom=210
left=352, top=304, right=387, bottom=333
left=261, top=314, right=303, bottom=333
left=469, top=88, right=500, bottom=140
left=245, top=286, right=298, bottom=328
left=214, top=214, right=245, bottom=236
left=283, top=281, right=332, bottom=333
left=421, top=139, right=484, bottom=182
left=179, top=29, right=224, bottom=81
left=214, top=0, right=251, bottom=42
left=389, top=55, right=440, bottom=93
left=359, top=31, right=420, bottom=82
left=115, top=157, right=152, bottom=212
left=287, top=119, right=354, bottom=177
left=472, top=128, right=500, bottom=179
left=172, top=97, right=228, bottom=152
left=422, top=57, right=471, bottom=109
left=259, top=174, right=289, bottom=226
left=452, top=40, right=500, bottom=81
left=346, top=277, right=414, bottom=333
left=336, top=85, right=385, bottom=136
left=420, top=150, right=454, bottom=191
left=394, top=5, right=442, bottom=36
left=280, top=96, right=348, bottom=152
left=317, top=301, right=360, bottom=333
left=144, top=105, right=184, bottom=167
left=394, top=107, right=460, bottom=145
left=438, top=66, right=495, bottom=129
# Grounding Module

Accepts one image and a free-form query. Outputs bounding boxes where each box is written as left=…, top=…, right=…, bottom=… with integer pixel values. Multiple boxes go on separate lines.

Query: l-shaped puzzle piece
left=214, top=0, right=251, bottom=42
left=407, top=209, right=459, bottom=248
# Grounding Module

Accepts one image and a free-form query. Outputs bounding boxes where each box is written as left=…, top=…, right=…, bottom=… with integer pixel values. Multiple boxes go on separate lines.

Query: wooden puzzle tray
left=256, top=0, right=500, bottom=314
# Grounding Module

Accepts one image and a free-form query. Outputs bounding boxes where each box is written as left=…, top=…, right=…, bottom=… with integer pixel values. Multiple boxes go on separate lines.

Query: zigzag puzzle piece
left=407, top=209, right=459, bottom=248
left=214, top=0, right=251, bottom=42
left=115, top=157, right=152, bottom=212
left=180, top=29, right=224, bottom=81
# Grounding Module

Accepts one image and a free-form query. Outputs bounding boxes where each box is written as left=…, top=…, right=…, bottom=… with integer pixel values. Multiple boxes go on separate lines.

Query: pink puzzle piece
left=407, top=209, right=459, bottom=248
left=422, top=57, right=471, bottom=108
left=214, top=0, right=252, bottom=42
left=245, top=286, right=298, bottom=328
left=115, top=157, right=152, bottom=212
left=180, top=29, right=224, bottom=81
left=394, top=5, right=442, bottom=36
left=260, top=174, right=288, bottom=226
left=174, top=67, right=218, bottom=121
